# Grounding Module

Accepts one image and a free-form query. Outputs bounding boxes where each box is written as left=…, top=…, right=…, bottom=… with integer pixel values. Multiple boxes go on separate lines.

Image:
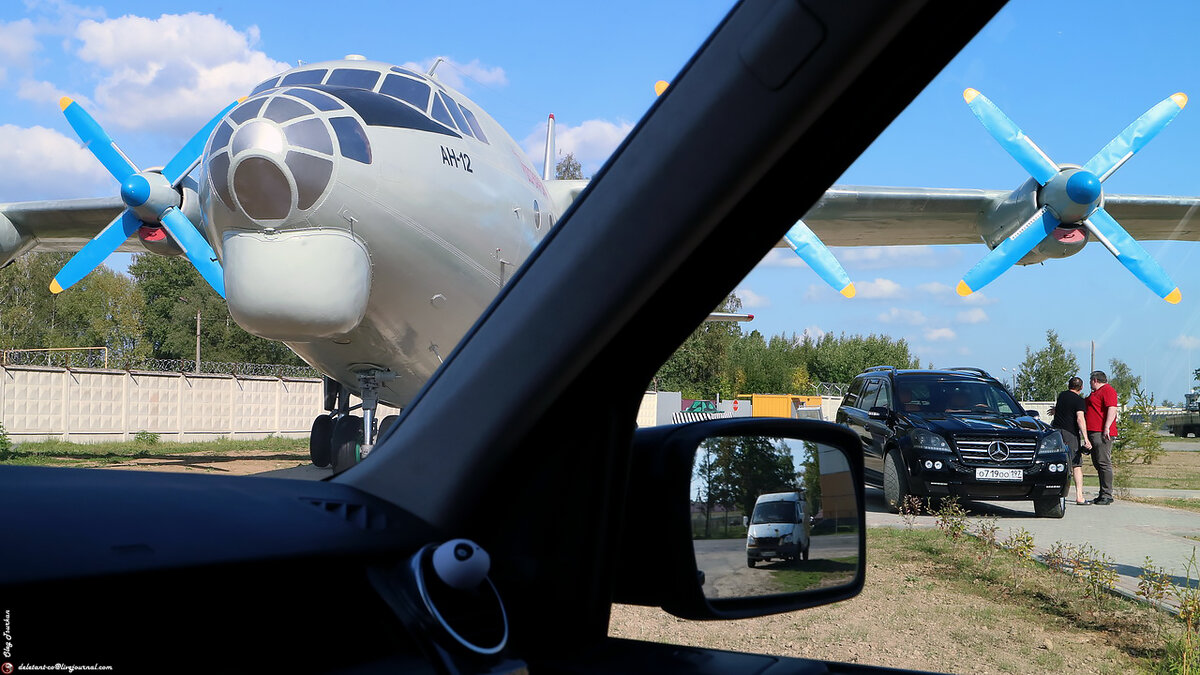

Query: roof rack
left=863, top=365, right=896, bottom=373
left=948, top=367, right=993, bottom=378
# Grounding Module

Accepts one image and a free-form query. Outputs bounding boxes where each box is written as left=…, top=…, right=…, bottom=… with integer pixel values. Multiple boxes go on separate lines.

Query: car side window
left=875, top=380, right=892, bottom=410
left=860, top=379, right=881, bottom=410
left=842, top=378, right=865, bottom=409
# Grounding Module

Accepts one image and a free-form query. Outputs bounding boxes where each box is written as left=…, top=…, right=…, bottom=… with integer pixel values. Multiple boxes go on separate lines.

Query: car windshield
left=898, top=378, right=1021, bottom=415
left=751, top=501, right=797, bottom=524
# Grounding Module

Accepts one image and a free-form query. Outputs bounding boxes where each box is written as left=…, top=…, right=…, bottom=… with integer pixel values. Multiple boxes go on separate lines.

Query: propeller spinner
left=51, top=97, right=239, bottom=298
left=957, top=88, right=1186, bottom=304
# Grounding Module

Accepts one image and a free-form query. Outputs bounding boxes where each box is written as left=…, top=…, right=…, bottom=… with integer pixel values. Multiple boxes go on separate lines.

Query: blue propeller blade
left=783, top=220, right=855, bottom=298
left=958, top=207, right=1059, bottom=297
left=160, top=208, right=225, bottom=298
left=1084, top=208, right=1180, bottom=303
left=161, top=99, right=241, bottom=186
left=50, top=210, right=142, bottom=294
left=59, top=97, right=138, bottom=182
left=963, top=88, right=1059, bottom=185
left=1083, top=93, right=1188, bottom=182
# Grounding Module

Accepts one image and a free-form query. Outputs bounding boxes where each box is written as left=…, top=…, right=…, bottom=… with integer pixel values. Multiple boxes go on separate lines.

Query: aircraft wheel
left=377, top=414, right=400, bottom=443
left=331, top=415, right=363, bottom=474
left=309, top=414, right=333, bottom=468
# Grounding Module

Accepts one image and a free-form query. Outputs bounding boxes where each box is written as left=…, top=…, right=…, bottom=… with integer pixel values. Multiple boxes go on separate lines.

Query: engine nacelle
left=133, top=175, right=199, bottom=257
left=1022, top=226, right=1089, bottom=264
left=0, top=212, right=33, bottom=269
left=976, top=175, right=1090, bottom=265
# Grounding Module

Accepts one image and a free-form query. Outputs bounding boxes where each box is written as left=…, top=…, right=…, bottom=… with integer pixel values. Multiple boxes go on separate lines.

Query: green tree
left=1115, top=386, right=1165, bottom=467
left=799, top=441, right=822, bottom=516
left=702, top=435, right=797, bottom=517
left=129, top=254, right=303, bottom=366
left=654, top=293, right=743, bottom=399
left=1107, top=358, right=1141, bottom=407
left=1014, top=330, right=1079, bottom=400
left=555, top=152, right=583, bottom=180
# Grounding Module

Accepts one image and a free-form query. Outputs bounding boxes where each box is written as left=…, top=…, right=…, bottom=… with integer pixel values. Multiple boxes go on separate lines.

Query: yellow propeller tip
left=58, top=96, right=73, bottom=111
left=839, top=283, right=856, bottom=299
left=1172, top=93, right=1188, bottom=109
left=49, top=280, right=63, bottom=294
left=1165, top=288, right=1182, bottom=304
left=956, top=280, right=973, bottom=297
left=654, top=80, right=669, bottom=96
left=963, top=88, right=980, bottom=103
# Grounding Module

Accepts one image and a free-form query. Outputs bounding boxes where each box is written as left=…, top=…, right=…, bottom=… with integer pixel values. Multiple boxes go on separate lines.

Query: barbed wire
left=817, top=382, right=849, bottom=396
left=1, top=350, right=320, bottom=379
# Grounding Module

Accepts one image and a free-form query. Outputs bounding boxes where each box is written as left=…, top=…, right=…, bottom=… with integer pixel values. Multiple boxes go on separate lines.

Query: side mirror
left=868, top=406, right=890, bottom=421
left=613, top=418, right=865, bottom=620
left=1026, top=410, right=1040, bottom=418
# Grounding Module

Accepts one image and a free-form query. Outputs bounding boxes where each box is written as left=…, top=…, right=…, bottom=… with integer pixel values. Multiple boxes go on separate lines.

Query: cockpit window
left=330, top=116, right=372, bottom=164
left=285, top=88, right=343, bottom=112
left=229, top=97, right=268, bottom=124
left=439, top=92, right=474, bottom=139
left=327, top=68, right=381, bottom=90
left=280, top=69, right=327, bottom=86
left=380, top=74, right=431, bottom=112
left=316, top=86, right=460, bottom=138
left=250, top=77, right=279, bottom=95
left=265, top=97, right=312, bottom=124
left=389, top=66, right=424, bottom=79
left=458, top=103, right=488, bottom=144
left=429, top=93, right=456, bottom=131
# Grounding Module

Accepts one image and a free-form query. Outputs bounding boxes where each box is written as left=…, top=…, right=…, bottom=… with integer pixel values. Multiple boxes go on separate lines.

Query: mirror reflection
left=692, top=436, right=860, bottom=600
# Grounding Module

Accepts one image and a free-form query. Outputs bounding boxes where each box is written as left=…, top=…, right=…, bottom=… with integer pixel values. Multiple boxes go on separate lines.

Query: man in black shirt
left=1051, top=376, right=1092, bottom=505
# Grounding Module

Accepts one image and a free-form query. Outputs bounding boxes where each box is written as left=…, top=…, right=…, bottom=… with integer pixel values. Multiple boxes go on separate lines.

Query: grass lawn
left=1080, top=450, right=1200, bottom=490
left=0, top=436, right=309, bottom=467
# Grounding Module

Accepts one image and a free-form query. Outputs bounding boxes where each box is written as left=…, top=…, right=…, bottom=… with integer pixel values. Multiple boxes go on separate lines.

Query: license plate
left=976, top=467, right=1023, bottom=481
left=759, top=551, right=775, bottom=557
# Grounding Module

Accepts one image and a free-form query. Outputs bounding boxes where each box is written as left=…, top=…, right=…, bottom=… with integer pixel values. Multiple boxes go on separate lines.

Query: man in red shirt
left=1085, top=370, right=1119, bottom=505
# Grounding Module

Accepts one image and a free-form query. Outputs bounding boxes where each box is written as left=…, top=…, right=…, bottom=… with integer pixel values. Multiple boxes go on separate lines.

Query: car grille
left=953, top=435, right=1036, bottom=466
left=751, top=536, right=780, bottom=547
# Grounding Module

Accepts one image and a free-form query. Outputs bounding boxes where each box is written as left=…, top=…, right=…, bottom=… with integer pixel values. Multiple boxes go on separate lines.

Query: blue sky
left=0, top=1, right=1198, bottom=402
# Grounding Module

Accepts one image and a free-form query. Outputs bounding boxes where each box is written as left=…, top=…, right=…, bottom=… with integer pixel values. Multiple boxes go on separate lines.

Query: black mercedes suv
left=836, top=367, right=1070, bottom=518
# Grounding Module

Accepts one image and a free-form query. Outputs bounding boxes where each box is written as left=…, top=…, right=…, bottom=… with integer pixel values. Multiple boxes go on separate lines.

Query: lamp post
left=180, top=297, right=200, bottom=374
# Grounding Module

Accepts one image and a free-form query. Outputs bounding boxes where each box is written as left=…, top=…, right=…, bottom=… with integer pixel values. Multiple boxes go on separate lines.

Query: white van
left=746, top=491, right=810, bottom=567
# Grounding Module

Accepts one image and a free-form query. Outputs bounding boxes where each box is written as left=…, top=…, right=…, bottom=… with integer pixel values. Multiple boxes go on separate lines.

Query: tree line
left=0, top=253, right=303, bottom=367
left=653, top=294, right=920, bottom=399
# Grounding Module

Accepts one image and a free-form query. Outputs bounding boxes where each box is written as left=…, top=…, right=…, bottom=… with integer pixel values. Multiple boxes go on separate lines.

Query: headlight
left=911, top=429, right=951, bottom=452
left=747, top=536, right=756, bottom=545
left=1037, top=431, right=1066, bottom=454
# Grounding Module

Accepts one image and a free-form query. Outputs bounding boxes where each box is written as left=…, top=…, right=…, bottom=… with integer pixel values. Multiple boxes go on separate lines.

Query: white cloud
left=1172, top=335, right=1200, bottom=350
left=761, top=248, right=807, bottom=268
left=802, top=325, right=826, bottom=341
left=918, top=282, right=951, bottom=295
left=0, top=19, right=39, bottom=77
left=856, top=278, right=904, bottom=299
left=0, top=124, right=111, bottom=200
left=877, top=308, right=926, bottom=325
left=523, top=118, right=634, bottom=176
left=17, top=78, right=70, bottom=106
left=917, top=280, right=998, bottom=306
left=404, top=56, right=507, bottom=92
left=839, top=245, right=946, bottom=269
left=72, top=13, right=289, bottom=134
left=734, top=287, right=769, bottom=309
left=924, top=327, right=957, bottom=341
left=961, top=291, right=999, bottom=306
left=956, top=346, right=972, bottom=356
left=955, top=308, right=989, bottom=324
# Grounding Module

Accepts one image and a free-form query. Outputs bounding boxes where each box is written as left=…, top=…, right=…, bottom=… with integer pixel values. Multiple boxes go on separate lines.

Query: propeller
left=784, top=219, right=856, bottom=298
left=51, top=97, right=240, bottom=298
left=958, top=88, right=1186, bottom=303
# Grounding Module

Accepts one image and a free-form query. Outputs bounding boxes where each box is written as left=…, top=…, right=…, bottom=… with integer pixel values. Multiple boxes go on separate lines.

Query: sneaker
left=1092, top=497, right=1113, bottom=505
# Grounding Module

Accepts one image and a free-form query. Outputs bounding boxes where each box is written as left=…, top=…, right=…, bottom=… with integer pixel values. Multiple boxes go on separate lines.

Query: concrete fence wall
left=0, top=365, right=401, bottom=443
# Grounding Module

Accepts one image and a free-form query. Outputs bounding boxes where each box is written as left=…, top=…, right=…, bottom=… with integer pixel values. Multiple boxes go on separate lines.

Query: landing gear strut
left=309, top=371, right=397, bottom=473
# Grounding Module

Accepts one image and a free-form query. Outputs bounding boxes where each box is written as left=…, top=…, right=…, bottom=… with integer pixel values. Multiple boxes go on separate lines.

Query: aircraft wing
left=776, top=185, right=1200, bottom=247
left=0, top=197, right=131, bottom=262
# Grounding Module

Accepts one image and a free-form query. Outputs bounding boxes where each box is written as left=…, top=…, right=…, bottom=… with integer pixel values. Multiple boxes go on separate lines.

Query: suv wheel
left=747, top=558, right=756, bottom=568
left=883, top=449, right=909, bottom=514
left=1034, top=496, right=1066, bottom=518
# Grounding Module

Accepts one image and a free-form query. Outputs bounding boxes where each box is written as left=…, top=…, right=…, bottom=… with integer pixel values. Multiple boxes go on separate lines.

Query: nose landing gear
left=308, top=371, right=398, bottom=473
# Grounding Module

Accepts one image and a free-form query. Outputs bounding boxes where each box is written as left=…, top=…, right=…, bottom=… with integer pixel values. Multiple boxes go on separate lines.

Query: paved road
left=865, top=486, right=1200, bottom=605
left=694, top=534, right=859, bottom=599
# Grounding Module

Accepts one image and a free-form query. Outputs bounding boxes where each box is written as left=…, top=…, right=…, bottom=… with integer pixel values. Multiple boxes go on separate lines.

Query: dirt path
left=85, top=450, right=317, bottom=476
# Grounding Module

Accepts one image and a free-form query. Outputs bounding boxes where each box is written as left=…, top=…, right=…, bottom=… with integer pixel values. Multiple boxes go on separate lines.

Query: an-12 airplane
left=0, top=55, right=1197, bottom=472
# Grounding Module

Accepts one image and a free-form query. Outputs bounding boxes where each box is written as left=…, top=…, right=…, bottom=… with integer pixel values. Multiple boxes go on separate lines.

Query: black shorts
left=1058, top=429, right=1086, bottom=467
